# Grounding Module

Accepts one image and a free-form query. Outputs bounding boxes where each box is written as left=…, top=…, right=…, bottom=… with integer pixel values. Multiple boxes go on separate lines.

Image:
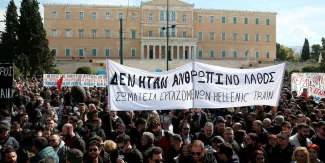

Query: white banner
left=107, top=60, right=285, bottom=111
left=43, top=74, right=108, bottom=87
left=291, top=73, right=325, bottom=102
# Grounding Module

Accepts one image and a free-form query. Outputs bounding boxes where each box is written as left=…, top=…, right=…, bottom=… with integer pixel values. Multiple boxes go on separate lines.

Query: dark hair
left=33, top=137, right=48, bottom=151
left=135, top=118, right=147, bottom=127
left=211, top=136, right=225, bottom=145
left=297, top=123, right=309, bottom=130
left=218, top=143, right=234, bottom=158
left=89, top=140, right=101, bottom=149
left=116, top=134, right=130, bottom=144
left=90, top=136, right=103, bottom=143
left=67, top=148, right=83, bottom=163
left=0, top=110, right=10, bottom=118
left=147, top=147, right=163, bottom=159
left=1, top=147, right=16, bottom=160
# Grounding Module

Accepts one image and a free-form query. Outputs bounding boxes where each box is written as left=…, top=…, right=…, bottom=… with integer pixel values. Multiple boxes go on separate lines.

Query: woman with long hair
left=249, top=150, right=266, bottom=163
left=240, top=133, right=266, bottom=163
left=174, top=142, right=193, bottom=163
left=307, top=144, right=323, bottom=163
left=292, top=147, right=310, bottom=163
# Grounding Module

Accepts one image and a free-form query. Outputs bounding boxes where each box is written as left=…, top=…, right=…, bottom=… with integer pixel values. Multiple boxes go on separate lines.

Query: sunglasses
left=49, top=139, right=56, bottom=143
left=191, top=152, right=202, bottom=156
left=89, top=148, right=98, bottom=152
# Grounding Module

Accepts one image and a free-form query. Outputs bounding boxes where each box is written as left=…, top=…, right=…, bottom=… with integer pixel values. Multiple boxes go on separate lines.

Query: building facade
left=44, top=0, right=277, bottom=62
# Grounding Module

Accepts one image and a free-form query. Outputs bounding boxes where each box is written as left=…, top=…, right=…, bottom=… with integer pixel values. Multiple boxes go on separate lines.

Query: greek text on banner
left=107, top=60, right=286, bottom=111
left=43, top=74, right=108, bottom=87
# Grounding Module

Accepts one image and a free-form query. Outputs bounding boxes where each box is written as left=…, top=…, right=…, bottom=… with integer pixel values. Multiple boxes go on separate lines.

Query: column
left=171, top=46, right=174, bottom=60
left=141, top=44, right=144, bottom=59
left=153, top=45, right=156, bottom=59
left=147, top=45, right=150, bottom=59
left=159, top=45, right=162, bottom=59
left=193, top=46, right=197, bottom=60
left=189, top=46, right=192, bottom=60
left=183, top=46, right=186, bottom=59
left=177, top=46, right=180, bottom=59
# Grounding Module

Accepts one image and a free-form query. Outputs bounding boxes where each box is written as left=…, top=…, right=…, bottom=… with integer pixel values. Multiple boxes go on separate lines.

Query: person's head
left=262, top=118, right=271, bottom=129
left=88, top=140, right=101, bottom=159
left=232, top=123, right=242, bottom=132
left=38, top=156, right=55, bottom=163
left=181, top=123, right=190, bottom=135
left=268, top=135, right=277, bottom=146
left=211, top=136, right=225, bottom=151
left=171, top=134, right=183, bottom=150
left=32, top=137, right=48, bottom=153
left=135, top=118, right=147, bottom=133
left=93, top=118, right=102, bottom=129
left=245, top=133, right=259, bottom=146
left=0, top=124, right=9, bottom=140
left=252, top=150, right=265, bottom=163
left=292, top=147, right=309, bottom=163
left=117, top=123, right=126, bottom=134
left=49, top=134, right=61, bottom=148
left=103, top=140, right=117, bottom=153
left=149, top=120, right=161, bottom=136
left=281, top=121, right=292, bottom=132
left=1, top=147, right=17, bottom=163
left=252, top=120, right=263, bottom=132
left=43, top=127, right=53, bottom=140
left=297, top=123, right=310, bottom=139
left=147, top=147, right=163, bottom=163
left=141, top=132, right=154, bottom=147
left=180, top=142, right=192, bottom=157
left=191, top=140, right=205, bottom=162
left=19, top=113, right=28, bottom=123
left=204, top=122, right=214, bottom=138
left=46, top=119, right=55, bottom=128
left=307, top=144, right=320, bottom=160
left=215, top=116, right=226, bottom=132
left=77, top=103, right=86, bottom=113
left=317, top=121, right=325, bottom=137
left=303, top=88, right=308, bottom=93
left=61, top=123, right=74, bottom=138
left=116, top=134, right=131, bottom=153
left=297, top=114, right=306, bottom=124
left=223, top=127, right=234, bottom=142
left=217, top=143, right=233, bottom=162
left=66, top=148, right=83, bottom=163
left=277, top=131, right=290, bottom=146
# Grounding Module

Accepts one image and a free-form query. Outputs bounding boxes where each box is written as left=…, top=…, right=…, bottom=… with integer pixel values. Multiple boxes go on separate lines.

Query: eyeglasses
left=191, top=152, right=202, bottom=156
left=89, top=148, right=98, bottom=152
left=183, top=128, right=190, bottom=130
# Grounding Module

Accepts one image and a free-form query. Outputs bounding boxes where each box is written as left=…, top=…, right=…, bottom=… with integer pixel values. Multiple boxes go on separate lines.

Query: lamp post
left=162, top=0, right=176, bottom=71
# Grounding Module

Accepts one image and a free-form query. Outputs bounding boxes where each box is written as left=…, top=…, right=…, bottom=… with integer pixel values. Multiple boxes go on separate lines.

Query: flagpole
left=107, top=60, right=113, bottom=134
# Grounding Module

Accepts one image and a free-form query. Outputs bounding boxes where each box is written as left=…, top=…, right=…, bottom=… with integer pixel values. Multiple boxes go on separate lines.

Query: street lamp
left=162, top=0, right=176, bottom=71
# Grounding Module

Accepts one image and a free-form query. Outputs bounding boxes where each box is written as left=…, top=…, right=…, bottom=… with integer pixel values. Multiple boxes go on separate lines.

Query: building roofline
left=42, top=3, right=277, bottom=15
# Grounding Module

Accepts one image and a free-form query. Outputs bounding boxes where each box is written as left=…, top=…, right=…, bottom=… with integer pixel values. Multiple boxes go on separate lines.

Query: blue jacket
left=29, top=146, right=59, bottom=163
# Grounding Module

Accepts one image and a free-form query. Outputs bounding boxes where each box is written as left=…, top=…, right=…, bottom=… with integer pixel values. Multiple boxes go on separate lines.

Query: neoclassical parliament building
left=44, top=0, right=277, bottom=64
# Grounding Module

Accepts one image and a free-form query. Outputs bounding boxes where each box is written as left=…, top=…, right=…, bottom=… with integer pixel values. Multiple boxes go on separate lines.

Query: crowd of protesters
left=0, top=77, right=324, bottom=163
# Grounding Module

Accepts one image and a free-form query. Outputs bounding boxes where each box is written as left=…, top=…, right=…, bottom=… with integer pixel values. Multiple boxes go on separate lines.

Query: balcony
left=141, top=37, right=197, bottom=46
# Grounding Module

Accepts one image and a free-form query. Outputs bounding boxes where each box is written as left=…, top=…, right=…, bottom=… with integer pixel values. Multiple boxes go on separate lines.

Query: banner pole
left=192, top=61, right=195, bottom=109
left=107, top=60, right=113, bottom=133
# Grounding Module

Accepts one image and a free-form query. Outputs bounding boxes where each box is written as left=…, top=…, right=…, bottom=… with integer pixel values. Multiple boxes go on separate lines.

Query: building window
left=105, top=12, right=110, bottom=20
left=255, top=51, right=260, bottom=58
left=233, top=33, right=238, bottom=41
left=51, top=49, right=56, bottom=56
left=245, top=51, right=249, bottom=58
left=221, top=51, right=226, bottom=58
left=210, top=50, right=215, bottom=58
left=198, top=15, right=203, bottom=22
left=118, top=13, right=123, bottom=19
left=198, top=32, right=203, bottom=40
left=65, top=11, right=70, bottom=19
left=266, top=52, right=270, bottom=58
left=210, top=32, right=215, bottom=40
left=198, top=50, right=203, bottom=58
left=171, top=28, right=176, bottom=37
left=244, top=17, right=248, bottom=24
left=233, top=17, right=237, bottom=24
left=78, top=29, right=84, bottom=38
left=222, top=16, right=226, bottom=23
left=51, top=29, right=57, bottom=38
left=148, top=31, right=153, bottom=37
left=65, top=49, right=71, bottom=56
left=160, top=11, right=164, bottom=21
left=210, top=16, right=214, bottom=23
left=105, top=48, right=110, bottom=57
left=266, top=18, right=270, bottom=25
left=221, top=33, right=226, bottom=40
left=182, top=14, right=187, bottom=22
left=244, top=34, right=249, bottom=41
left=105, top=30, right=111, bottom=38
left=266, top=34, right=270, bottom=42
left=92, top=12, right=97, bottom=20
left=92, top=49, right=97, bottom=56
left=92, top=30, right=97, bottom=38
left=131, top=49, right=136, bottom=57
left=132, top=13, right=136, bottom=20
left=131, top=31, right=136, bottom=39
left=65, top=29, right=71, bottom=38
left=78, top=49, right=84, bottom=57
left=255, top=34, right=260, bottom=41
left=52, top=11, right=57, bottom=19
left=149, top=13, right=153, bottom=20
left=79, top=12, right=84, bottom=19
left=233, top=51, right=238, bottom=58
left=160, top=28, right=164, bottom=37
left=255, top=17, right=259, bottom=24
left=170, top=11, right=176, bottom=21
left=182, top=31, right=187, bottom=38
